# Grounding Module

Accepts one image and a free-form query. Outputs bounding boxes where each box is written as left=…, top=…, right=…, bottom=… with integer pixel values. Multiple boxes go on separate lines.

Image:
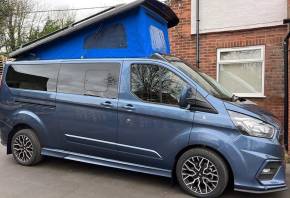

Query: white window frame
left=191, top=0, right=287, bottom=34
left=216, top=45, right=265, bottom=98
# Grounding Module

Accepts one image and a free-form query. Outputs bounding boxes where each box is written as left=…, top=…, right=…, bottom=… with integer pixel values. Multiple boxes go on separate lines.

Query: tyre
left=11, top=129, right=42, bottom=166
left=176, top=148, right=229, bottom=198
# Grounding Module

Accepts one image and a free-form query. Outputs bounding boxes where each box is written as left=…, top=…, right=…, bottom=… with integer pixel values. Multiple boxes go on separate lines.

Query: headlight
left=228, top=111, right=275, bottom=139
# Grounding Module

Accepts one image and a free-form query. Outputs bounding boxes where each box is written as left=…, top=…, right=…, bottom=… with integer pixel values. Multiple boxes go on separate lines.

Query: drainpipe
left=283, top=19, right=290, bottom=151
left=196, top=0, right=200, bottom=68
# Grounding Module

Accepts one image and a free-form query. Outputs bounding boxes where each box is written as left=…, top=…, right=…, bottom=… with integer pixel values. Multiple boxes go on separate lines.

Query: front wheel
left=176, top=148, right=229, bottom=198
left=11, top=129, right=42, bottom=166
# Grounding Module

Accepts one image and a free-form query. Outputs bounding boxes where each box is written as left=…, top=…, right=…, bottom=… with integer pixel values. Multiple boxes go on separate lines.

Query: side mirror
left=179, top=87, right=217, bottom=113
left=179, top=86, right=196, bottom=108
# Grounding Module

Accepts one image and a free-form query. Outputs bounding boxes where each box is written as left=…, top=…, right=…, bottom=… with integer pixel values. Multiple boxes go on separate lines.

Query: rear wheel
left=11, top=129, right=42, bottom=166
left=176, top=148, right=229, bottom=198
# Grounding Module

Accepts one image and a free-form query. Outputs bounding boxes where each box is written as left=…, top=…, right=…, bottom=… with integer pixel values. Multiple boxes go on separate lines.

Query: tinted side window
left=57, top=63, right=120, bottom=99
left=57, top=64, right=85, bottom=95
left=6, top=64, right=59, bottom=92
left=131, top=64, right=188, bottom=106
left=84, top=24, right=127, bottom=49
left=85, top=68, right=119, bottom=98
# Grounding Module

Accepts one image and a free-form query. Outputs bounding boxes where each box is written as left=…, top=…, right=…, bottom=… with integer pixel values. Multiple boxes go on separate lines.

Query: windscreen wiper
left=232, top=94, right=246, bottom=102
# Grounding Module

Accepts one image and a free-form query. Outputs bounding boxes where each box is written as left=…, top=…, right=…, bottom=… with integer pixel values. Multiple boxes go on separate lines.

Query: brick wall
left=169, top=0, right=288, bottom=150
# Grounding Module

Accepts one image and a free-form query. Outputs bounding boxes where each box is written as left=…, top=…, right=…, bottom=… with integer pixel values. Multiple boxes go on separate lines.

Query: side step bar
left=41, top=148, right=171, bottom=178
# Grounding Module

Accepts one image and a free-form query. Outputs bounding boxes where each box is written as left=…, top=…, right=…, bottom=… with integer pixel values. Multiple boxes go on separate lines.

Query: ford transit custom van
left=0, top=54, right=287, bottom=197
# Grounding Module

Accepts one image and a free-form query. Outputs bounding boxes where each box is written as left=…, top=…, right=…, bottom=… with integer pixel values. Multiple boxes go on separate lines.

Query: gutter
left=283, top=18, right=290, bottom=151
left=196, top=0, right=200, bottom=68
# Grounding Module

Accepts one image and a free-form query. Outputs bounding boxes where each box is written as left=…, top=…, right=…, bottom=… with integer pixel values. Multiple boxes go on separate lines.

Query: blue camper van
left=0, top=0, right=287, bottom=197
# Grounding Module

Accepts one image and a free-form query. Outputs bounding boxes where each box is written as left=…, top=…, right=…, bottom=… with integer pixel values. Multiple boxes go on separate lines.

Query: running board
left=41, top=148, right=171, bottom=178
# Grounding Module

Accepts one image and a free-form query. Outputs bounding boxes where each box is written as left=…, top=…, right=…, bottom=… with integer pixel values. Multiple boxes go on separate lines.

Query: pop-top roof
left=10, top=0, right=179, bottom=60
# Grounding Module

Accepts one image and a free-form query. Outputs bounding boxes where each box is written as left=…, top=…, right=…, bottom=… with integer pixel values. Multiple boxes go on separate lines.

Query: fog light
left=258, top=162, right=281, bottom=181
left=262, top=168, right=271, bottom=174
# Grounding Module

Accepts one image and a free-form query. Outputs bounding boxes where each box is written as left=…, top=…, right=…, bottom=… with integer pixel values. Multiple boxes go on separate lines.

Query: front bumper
left=227, top=134, right=287, bottom=194
left=235, top=186, right=288, bottom=193
left=234, top=161, right=287, bottom=193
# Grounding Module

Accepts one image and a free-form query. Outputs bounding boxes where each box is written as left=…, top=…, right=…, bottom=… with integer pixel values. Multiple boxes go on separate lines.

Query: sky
left=40, top=0, right=136, bottom=20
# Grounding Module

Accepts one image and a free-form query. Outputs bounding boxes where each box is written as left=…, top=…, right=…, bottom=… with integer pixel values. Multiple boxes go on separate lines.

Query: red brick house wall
left=168, top=0, right=288, bottom=151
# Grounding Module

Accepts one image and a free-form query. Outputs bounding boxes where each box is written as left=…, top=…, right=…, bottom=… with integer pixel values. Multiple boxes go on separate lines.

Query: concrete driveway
left=0, top=146, right=288, bottom=198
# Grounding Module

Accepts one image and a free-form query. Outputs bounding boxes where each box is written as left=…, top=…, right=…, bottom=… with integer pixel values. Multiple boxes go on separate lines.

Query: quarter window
left=131, top=64, right=188, bottom=106
left=217, top=46, right=265, bottom=97
left=6, top=64, right=59, bottom=92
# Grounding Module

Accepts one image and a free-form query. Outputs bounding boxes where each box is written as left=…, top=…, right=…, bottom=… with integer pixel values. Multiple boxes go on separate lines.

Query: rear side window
left=57, top=63, right=120, bottom=99
left=5, top=64, right=59, bottom=92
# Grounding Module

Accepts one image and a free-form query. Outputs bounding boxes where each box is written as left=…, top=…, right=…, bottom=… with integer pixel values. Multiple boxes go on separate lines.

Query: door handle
left=122, top=104, right=135, bottom=111
left=101, top=101, right=113, bottom=108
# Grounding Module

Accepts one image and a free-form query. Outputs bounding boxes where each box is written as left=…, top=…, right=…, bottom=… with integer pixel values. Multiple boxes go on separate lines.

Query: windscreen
left=158, top=55, right=234, bottom=101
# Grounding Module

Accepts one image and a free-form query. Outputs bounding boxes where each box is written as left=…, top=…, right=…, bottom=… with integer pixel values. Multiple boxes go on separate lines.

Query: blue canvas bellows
left=10, top=0, right=179, bottom=60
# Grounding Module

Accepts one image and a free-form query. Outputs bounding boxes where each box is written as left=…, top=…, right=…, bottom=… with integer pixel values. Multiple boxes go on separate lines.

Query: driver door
left=116, top=61, right=196, bottom=170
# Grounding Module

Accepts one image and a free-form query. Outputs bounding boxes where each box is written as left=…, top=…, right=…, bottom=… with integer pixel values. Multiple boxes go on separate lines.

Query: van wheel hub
left=13, top=135, right=34, bottom=163
left=181, top=156, right=219, bottom=195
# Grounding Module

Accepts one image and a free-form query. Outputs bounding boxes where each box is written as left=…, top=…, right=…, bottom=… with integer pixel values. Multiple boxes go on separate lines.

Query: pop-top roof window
left=84, top=24, right=127, bottom=49
left=150, top=25, right=167, bottom=53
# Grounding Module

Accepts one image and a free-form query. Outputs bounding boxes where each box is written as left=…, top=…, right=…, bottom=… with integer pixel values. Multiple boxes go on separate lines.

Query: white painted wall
left=191, top=0, right=287, bottom=34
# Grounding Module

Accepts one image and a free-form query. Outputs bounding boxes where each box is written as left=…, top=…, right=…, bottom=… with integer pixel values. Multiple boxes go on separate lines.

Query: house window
left=217, top=46, right=265, bottom=97
left=191, top=0, right=286, bottom=34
